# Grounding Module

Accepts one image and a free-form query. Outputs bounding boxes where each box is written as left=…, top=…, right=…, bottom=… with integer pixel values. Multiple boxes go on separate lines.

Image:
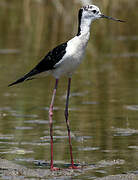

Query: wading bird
left=9, top=5, right=124, bottom=170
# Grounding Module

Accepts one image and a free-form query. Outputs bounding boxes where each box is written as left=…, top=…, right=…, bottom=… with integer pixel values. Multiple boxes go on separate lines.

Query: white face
left=82, top=5, right=102, bottom=20
left=82, top=5, right=125, bottom=23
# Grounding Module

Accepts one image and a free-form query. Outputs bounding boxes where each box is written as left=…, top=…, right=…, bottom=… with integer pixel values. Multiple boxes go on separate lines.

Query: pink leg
left=65, top=78, right=79, bottom=169
left=49, top=79, right=59, bottom=171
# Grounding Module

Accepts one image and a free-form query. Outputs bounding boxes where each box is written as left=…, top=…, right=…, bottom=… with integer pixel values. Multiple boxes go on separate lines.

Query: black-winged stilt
left=9, top=5, right=124, bottom=170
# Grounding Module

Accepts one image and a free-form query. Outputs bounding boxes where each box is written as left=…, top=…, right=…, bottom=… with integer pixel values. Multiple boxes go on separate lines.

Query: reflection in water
left=0, top=0, right=138, bottom=179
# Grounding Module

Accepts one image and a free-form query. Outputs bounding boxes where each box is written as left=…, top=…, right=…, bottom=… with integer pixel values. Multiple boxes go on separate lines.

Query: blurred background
left=0, top=0, right=138, bottom=179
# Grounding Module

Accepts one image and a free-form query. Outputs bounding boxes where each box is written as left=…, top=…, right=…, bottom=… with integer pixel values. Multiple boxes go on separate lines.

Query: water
left=0, top=0, right=138, bottom=179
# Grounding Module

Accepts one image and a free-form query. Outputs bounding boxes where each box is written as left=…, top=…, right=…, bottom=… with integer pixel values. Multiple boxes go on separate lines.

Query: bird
left=8, top=5, right=125, bottom=170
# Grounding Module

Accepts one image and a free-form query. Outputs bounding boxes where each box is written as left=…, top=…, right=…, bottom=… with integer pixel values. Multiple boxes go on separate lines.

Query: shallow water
left=0, top=0, right=138, bottom=179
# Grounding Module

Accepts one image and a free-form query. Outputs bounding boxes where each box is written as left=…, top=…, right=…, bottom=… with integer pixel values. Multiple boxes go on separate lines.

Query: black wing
left=8, top=42, right=67, bottom=87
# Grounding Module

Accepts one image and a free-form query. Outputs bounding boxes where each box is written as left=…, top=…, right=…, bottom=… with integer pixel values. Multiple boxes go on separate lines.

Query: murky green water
left=0, top=0, right=138, bottom=179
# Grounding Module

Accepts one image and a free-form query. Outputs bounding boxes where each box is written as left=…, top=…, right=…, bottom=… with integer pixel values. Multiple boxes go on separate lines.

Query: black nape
left=77, top=8, right=83, bottom=36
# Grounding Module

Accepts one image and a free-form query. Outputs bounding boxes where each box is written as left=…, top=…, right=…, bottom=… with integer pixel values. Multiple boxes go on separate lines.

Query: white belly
left=52, top=35, right=89, bottom=78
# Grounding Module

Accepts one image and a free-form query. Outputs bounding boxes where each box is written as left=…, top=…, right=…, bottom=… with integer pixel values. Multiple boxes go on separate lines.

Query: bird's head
left=80, top=5, right=125, bottom=22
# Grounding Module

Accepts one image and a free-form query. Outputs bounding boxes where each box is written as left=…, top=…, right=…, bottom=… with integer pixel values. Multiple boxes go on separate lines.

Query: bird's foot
left=50, top=166, right=60, bottom=171
left=69, top=164, right=81, bottom=169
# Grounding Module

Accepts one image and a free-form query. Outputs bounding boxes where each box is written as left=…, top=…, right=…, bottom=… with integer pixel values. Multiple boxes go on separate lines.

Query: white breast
left=52, top=33, right=90, bottom=78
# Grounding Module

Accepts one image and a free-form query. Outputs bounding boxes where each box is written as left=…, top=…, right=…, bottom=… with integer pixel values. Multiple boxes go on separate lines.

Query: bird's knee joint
left=49, top=105, right=54, bottom=115
left=49, top=110, right=53, bottom=117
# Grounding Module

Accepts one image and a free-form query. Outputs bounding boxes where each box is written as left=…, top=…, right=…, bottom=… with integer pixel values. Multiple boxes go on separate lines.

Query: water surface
left=0, top=0, right=138, bottom=179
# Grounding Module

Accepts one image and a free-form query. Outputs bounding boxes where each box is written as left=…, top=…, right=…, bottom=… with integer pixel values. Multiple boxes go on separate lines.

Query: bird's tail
left=8, top=69, right=39, bottom=87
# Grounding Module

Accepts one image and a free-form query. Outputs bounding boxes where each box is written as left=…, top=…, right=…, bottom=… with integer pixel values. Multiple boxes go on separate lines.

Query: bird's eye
left=92, top=10, right=97, bottom=14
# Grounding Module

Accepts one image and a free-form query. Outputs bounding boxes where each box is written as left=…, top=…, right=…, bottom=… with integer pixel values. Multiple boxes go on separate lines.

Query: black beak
left=100, top=14, right=125, bottom=22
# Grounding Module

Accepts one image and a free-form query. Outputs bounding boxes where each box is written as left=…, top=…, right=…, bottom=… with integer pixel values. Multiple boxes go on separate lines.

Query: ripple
left=124, top=105, right=138, bottom=111
left=0, top=141, right=18, bottom=145
left=75, top=135, right=93, bottom=142
left=112, top=127, right=138, bottom=136
left=101, top=150, right=118, bottom=153
left=0, top=107, right=11, bottom=111
left=62, top=91, right=88, bottom=99
left=15, top=126, right=33, bottom=130
left=95, top=170, right=107, bottom=174
left=41, top=135, right=68, bottom=140
left=24, top=119, right=49, bottom=124
left=0, top=148, right=33, bottom=154
left=129, top=171, right=138, bottom=174
left=21, top=142, right=49, bottom=146
left=78, top=147, right=99, bottom=151
left=0, top=134, right=14, bottom=140
left=42, top=106, right=60, bottom=111
left=82, top=101, right=99, bottom=105
left=54, top=130, right=67, bottom=136
left=11, top=148, right=33, bottom=154
left=70, top=91, right=88, bottom=97
left=12, top=112, right=38, bottom=118
left=15, top=158, right=34, bottom=163
left=128, top=146, right=138, bottom=150
left=0, top=49, right=20, bottom=54
left=98, top=159, right=125, bottom=167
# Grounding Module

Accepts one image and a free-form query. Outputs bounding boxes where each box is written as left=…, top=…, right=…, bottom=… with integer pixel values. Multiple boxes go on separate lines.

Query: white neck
left=79, top=18, right=92, bottom=36
left=77, top=10, right=93, bottom=41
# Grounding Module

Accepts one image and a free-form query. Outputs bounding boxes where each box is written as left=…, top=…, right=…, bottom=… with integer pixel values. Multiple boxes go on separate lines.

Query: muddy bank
left=97, top=174, right=138, bottom=180
left=0, top=158, right=138, bottom=179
